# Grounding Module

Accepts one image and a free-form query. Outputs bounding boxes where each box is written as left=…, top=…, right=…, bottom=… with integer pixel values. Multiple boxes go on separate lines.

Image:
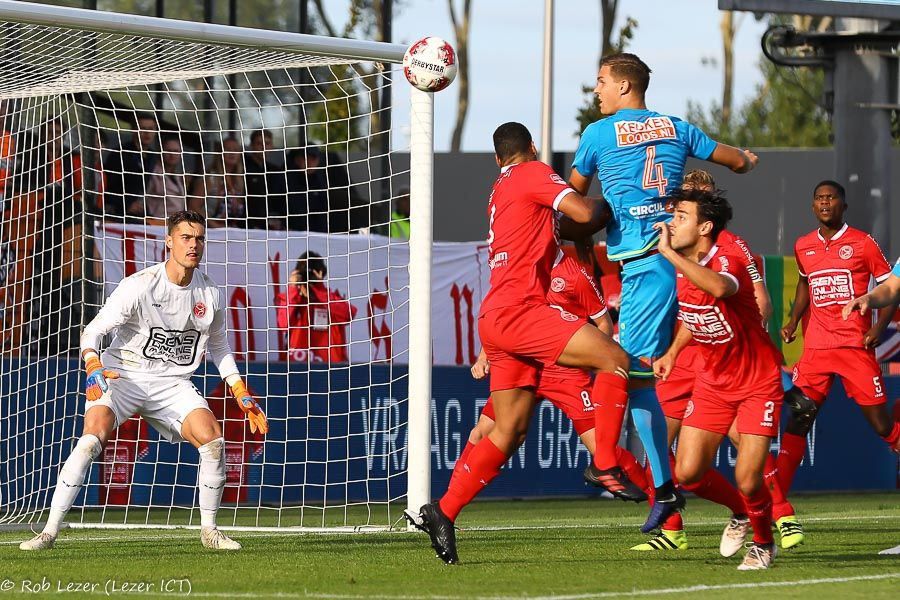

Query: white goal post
left=0, top=0, right=433, bottom=531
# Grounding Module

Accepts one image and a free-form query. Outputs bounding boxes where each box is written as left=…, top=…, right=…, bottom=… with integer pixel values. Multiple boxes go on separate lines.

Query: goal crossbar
left=0, top=0, right=408, bottom=63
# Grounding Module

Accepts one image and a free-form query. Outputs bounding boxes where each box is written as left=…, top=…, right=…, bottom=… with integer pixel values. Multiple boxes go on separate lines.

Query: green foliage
left=687, top=58, right=832, bottom=148
left=575, top=17, right=638, bottom=136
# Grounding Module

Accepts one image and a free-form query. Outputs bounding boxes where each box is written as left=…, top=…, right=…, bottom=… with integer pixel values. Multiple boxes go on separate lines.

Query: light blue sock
left=629, top=387, right=671, bottom=488
left=780, top=370, right=794, bottom=392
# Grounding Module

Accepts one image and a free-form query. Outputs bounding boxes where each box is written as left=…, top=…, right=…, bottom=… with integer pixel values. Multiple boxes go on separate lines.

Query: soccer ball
left=402, top=37, right=457, bottom=93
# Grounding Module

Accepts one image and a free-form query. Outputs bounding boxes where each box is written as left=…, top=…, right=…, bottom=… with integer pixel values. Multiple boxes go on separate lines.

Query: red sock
left=658, top=451, right=683, bottom=531
left=881, top=421, right=900, bottom=448
left=592, top=373, right=629, bottom=470
left=449, top=441, right=476, bottom=487
left=775, top=432, right=807, bottom=494
left=741, top=486, right=774, bottom=545
left=439, top=437, right=506, bottom=522
left=614, top=446, right=649, bottom=492
left=764, top=453, right=796, bottom=521
left=682, top=467, right=746, bottom=517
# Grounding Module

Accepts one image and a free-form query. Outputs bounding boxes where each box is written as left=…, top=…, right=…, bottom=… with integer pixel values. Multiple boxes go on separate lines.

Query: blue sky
left=387, top=0, right=769, bottom=152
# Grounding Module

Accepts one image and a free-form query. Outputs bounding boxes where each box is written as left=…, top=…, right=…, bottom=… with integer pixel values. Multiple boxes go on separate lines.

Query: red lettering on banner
left=451, top=283, right=476, bottom=365
left=105, top=226, right=162, bottom=277
left=369, top=277, right=392, bottom=361
left=229, top=286, right=256, bottom=361
left=269, top=253, right=287, bottom=360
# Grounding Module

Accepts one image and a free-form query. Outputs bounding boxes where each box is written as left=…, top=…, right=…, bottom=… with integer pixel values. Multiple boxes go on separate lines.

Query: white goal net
left=0, top=1, right=434, bottom=531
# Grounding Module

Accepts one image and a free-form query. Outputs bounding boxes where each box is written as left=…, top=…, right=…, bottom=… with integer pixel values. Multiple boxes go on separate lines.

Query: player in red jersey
left=646, top=170, right=797, bottom=554
left=653, top=187, right=782, bottom=570
left=777, top=180, right=900, bottom=544
left=453, top=244, right=649, bottom=499
left=407, top=122, right=632, bottom=564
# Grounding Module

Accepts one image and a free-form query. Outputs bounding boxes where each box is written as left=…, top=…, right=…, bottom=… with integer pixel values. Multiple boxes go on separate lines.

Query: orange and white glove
left=84, top=353, right=119, bottom=401
left=231, top=380, right=268, bottom=435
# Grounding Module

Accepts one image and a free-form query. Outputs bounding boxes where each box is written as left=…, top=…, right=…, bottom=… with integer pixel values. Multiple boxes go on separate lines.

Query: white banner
left=94, top=224, right=489, bottom=366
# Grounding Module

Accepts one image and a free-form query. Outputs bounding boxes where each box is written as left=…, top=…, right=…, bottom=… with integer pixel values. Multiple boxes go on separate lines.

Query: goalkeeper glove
left=84, top=354, right=119, bottom=401
left=231, top=380, right=269, bottom=435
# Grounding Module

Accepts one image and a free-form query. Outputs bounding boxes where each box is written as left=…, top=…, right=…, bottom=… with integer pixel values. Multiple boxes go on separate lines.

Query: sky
left=385, top=0, right=770, bottom=152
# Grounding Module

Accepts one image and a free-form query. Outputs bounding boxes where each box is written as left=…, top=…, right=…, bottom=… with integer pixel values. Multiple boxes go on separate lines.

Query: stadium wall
left=3, top=359, right=895, bottom=509
left=408, top=149, right=900, bottom=260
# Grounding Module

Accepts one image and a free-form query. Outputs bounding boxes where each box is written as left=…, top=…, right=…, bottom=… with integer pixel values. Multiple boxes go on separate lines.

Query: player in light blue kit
left=569, top=53, right=758, bottom=531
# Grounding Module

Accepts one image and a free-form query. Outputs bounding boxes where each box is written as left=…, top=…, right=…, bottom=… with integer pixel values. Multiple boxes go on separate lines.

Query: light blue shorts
left=618, top=252, right=678, bottom=378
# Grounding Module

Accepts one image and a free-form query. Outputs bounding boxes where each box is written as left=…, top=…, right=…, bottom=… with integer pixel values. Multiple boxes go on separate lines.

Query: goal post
left=0, top=0, right=435, bottom=532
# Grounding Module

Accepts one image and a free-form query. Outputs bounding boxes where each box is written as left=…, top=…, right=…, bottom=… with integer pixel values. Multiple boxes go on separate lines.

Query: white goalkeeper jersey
left=80, top=262, right=239, bottom=380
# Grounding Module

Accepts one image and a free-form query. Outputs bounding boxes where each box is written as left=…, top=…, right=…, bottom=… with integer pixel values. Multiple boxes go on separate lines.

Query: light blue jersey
left=572, top=108, right=717, bottom=261
left=893, top=258, right=900, bottom=277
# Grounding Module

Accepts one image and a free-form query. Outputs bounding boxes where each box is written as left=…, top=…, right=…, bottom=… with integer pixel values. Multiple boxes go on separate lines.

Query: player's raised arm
left=655, top=219, right=737, bottom=299
left=207, top=292, right=268, bottom=435
left=709, top=143, right=759, bottom=174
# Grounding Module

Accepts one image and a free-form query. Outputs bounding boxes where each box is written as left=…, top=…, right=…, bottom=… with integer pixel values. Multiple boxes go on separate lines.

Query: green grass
left=1, top=493, right=898, bottom=598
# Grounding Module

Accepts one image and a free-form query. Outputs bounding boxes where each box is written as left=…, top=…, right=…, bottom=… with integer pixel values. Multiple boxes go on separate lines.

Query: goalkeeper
left=20, top=210, right=268, bottom=552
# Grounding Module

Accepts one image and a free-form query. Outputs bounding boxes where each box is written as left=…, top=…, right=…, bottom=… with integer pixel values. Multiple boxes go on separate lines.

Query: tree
left=575, top=1, right=637, bottom=135
left=448, top=0, right=471, bottom=153
left=686, top=13, right=833, bottom=148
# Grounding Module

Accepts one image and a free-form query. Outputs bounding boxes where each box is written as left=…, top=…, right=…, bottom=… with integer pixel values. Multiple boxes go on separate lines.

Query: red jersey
left=717, top=229, right=763, bottom=284
left=479, top=161, right=574, bottom=316
left=542, top=254, right=608, bottom=381
left=794, top=223, right=892, bottom=349
left=676, top=244, right=781, bottom=393
left=274, top=283, right=357, bottom=363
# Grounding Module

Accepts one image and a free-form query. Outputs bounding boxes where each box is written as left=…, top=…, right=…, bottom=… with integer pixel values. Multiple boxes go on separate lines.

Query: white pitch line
left=136, top=572, right=900, bottom=600
left=0, top=513, right=897, bottom=545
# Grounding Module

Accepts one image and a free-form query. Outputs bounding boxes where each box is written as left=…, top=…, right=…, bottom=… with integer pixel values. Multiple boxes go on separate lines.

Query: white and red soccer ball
left=402, top=37, right=457, bottom=93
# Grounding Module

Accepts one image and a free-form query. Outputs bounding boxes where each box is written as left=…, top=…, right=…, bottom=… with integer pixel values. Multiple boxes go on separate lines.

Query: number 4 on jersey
left=642, top=146, right=668, bottom=196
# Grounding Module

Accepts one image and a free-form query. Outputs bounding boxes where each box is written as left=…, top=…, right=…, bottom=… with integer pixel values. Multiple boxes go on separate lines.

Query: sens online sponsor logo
left=143, top=327, right=201, bottom=366
left=809, top=268, right=853, bottom=306
left=615, top=117, right=677, bottom=147
left=678, top=303, right=734, bottom=344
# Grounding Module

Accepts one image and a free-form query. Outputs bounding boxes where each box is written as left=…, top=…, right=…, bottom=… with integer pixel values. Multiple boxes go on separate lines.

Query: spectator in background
left=145, top=137, right=189, bottom=220
left=275, top=251, right=357, bottom=363
left=190, top=137, right=246, bottom=228
left=103, top=113, right=160, bottom=219
left=285, top=146, right=328, bottom=233
left=389, top=188, right=410, bottom=239
left=244, top=129, right=286, bottom=230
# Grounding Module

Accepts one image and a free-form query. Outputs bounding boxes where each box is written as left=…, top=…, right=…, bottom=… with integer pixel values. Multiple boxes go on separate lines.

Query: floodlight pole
left=540, top=0, right=554, bottom=164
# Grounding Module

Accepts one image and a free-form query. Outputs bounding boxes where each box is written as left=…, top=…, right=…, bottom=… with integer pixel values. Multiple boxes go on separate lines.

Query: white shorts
left=86, top=375, right=210, bottom=443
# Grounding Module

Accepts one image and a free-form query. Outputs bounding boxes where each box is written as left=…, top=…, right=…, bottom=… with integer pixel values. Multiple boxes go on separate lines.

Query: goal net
left=0, top=1, right=434, bottom=531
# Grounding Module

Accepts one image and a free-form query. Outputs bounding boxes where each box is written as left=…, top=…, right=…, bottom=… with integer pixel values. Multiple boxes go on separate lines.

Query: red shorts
left=685, top=367, right=782, bottom=437
left=482, top=374, right=594, bottom=435
left=792, top=347, right=886, bottom=406
left=479, top=304, right=585, bottom=392
left=656, top=344, right=702, bottom=420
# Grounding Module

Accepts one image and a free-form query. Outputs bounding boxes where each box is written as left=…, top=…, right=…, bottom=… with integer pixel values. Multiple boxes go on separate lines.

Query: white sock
left=44, top=434, right=102, bottom=537
left=198, top=437, right=225, bottom=528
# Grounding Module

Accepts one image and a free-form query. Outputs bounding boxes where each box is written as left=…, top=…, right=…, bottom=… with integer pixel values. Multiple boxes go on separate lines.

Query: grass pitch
left=0, top=493, right=897, bottom=598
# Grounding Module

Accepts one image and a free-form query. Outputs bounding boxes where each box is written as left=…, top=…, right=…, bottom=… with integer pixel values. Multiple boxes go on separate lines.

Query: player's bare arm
left=559, top=196, right=612, bottom=240
left=862, top=298, right=898, bottom=349
left=557, top=191, right=600, bottom=225
left=655, top=221, right=737, bottom=298
left=782, top=276, right=810, bottom=342
left=709, top=143, right=758, bottom=174
left=654, top=324, right=692, bottom=381
left=753, top=281, right=774, bottom=324
left=471, top=348, right=490, bottom=380
left=843, top=273, right=900, bottom=319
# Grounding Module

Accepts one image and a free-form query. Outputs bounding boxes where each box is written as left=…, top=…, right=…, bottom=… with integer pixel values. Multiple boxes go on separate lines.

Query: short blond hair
left=682, top=169, right=716, bottom=191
